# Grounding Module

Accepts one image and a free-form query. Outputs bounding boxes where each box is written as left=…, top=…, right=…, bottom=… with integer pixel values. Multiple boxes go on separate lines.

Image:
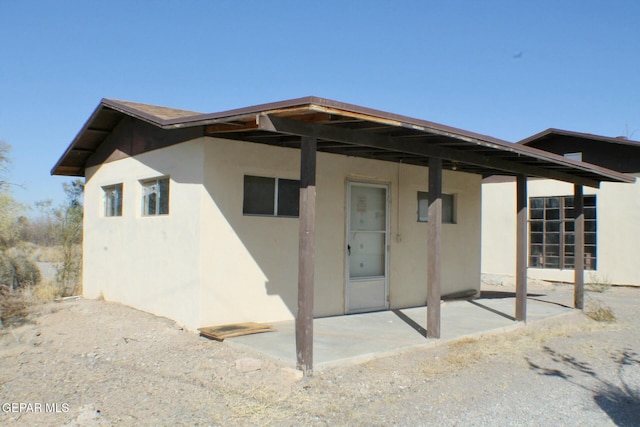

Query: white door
left=346, top=182, right=389, bottom=313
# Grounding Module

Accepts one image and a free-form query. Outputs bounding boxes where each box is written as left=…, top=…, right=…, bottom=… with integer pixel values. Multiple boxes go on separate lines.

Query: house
left=482, top=129, right=640, bottom=286
left=52, top=97, right=632, bottom=373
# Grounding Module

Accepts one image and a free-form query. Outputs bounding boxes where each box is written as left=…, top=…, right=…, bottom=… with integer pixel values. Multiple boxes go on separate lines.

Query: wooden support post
left=574, top=185, right=585, bottom=310
left=427, top=157, right=442, bottom=339
left=515, top=175, right=528, bottom=322
left=296, top=136, right=317, bottom=376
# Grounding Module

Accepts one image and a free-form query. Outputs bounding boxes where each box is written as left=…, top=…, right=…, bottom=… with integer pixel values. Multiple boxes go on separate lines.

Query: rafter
left=257, top=114, right=600, bottom=188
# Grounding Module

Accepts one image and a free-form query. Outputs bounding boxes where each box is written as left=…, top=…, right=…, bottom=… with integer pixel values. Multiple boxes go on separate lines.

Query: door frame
left=345, top=180, right=390, bottom=314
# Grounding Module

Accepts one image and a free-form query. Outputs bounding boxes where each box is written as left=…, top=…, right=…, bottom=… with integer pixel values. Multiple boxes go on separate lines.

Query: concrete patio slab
left=226, top=293, right=576, bottom=370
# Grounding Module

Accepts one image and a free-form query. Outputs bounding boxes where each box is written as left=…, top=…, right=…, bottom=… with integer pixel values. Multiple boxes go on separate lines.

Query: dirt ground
left=1, top=283, right=639, bottom=426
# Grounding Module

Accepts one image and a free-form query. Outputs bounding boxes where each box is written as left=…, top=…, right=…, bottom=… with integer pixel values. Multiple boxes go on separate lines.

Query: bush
left=0, top=286, right=29, bottom=327
left=0, top=253, right=41, bottom=290
left=33, top=280, right=60, bottom=301
left=586, top=299, right=616, bottom=322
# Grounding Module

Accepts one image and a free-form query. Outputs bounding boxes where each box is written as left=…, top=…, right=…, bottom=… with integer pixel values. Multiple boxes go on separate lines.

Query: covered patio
left=195, top=97, right=631, bottom=375
left=227, top=286, right=577, bottom=370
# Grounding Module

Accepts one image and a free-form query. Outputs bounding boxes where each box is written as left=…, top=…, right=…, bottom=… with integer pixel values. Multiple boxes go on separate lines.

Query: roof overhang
left=52, top=97, right=635, bottom=188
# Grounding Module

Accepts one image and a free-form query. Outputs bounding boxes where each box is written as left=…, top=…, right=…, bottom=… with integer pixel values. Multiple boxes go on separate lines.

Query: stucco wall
left=84, top=141, right=206, bottom=330
left=84, top=136, right=482, bottom=330
left=199, top=137, right=482, bottom=326
left=481, top=176, right=640, bottom=285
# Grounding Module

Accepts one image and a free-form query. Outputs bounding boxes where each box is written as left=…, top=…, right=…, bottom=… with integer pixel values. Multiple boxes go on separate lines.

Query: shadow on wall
left=527, top=346, right=640, bottom=427
left=201, top=143, right=299, bottom=318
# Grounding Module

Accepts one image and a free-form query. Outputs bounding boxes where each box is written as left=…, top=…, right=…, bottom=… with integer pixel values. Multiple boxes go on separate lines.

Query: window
left=141, top=178, right=169, bottom=216
left=529, top=195, right=596, bottom=270
left=243, top=175, right=299, bottom=217
left=563, top=152, right=583, bottom=162
left=417, top=192, right=455, bottom=223
left=103, top=184, right=123, bottom=217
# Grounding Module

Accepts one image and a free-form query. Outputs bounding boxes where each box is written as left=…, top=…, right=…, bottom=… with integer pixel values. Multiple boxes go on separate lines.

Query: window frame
left=529, top=195, right=596, bottom=270
left=242, top=175, right=300, bottom=218
left=417, top=191, right=455, bottom=224
left=103, top=183, right=123, bottom=217
left=141, top=177, right=170, bottom=216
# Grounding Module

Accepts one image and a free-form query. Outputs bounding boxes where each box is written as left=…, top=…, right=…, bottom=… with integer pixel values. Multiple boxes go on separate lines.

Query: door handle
left=347, top=244, right=351, bottom=256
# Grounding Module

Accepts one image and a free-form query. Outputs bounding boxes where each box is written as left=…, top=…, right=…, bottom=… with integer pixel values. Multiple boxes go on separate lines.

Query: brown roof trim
left=50, top=101, right=110, bottom=176
left=103, top=96, right=513, bottom=149
left=51, top=97, right=635, bottom=185
left=518, top=128, right=640, bottom=147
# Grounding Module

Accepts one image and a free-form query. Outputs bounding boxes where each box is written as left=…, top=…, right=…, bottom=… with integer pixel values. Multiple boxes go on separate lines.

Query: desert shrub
left=586, top=272, right=611, bottom=293
left=0, top=253, right=41, bottom=289
left=0, top=286, right=29, bottom=327
left=33, top=280, right=60, bottom=301
left=585, top=299, right=616, bottom=322
left=56, top=245, right=82, bottom=297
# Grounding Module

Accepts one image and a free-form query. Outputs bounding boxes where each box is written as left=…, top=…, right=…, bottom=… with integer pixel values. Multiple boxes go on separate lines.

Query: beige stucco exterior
left=482, top=175, right=640, bottom=286
left=84, top=137, right=482, bottom=331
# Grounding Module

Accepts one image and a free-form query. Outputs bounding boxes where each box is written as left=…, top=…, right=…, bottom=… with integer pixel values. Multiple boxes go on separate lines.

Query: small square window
left=103, top=184, right=123, bottom=217
left=417, top=192, right=455, bottom=223
left=141, top=178, right=169, bottom=216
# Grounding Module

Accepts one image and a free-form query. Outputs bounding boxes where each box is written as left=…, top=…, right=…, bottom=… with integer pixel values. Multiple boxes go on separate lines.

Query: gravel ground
left=1, top=284, right=638, bottom=426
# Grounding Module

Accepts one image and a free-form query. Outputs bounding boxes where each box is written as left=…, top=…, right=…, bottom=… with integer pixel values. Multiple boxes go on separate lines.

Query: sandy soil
left=1, top=284, right=639, bottom=426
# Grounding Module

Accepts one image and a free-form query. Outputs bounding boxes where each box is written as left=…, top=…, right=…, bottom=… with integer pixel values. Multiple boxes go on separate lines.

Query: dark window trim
left=529, top=195, right=596, bottom=270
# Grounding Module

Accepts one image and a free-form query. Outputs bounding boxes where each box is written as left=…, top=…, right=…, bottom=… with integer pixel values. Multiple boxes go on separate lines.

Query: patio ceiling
left=52, top=97, right=634, bottom=187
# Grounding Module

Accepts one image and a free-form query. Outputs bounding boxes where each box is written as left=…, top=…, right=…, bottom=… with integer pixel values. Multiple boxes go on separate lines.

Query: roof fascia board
left=52, top=97, right=635, bottom=185
left=50, top=100, right=113, bottom=175
left=161, top=96, right=321, bottom=128
left=173, top=96, right=512, bottom=148
left=257, top=114, right=633, bottom=187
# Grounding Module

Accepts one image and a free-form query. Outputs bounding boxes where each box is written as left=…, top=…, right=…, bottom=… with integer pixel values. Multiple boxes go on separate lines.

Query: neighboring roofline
left=518, top=128, right=640, bottom=147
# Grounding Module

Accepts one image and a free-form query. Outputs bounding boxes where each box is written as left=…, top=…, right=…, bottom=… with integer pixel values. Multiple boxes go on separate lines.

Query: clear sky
left=1, top=0, right=638, bottom=208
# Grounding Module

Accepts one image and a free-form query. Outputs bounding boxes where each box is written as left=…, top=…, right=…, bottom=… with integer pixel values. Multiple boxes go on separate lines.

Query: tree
left=54, top=179, right=84, bottom=296
left=0, top=192, right=23, bottom=248
left=0, top=142, right=23, bottom=249
left=0, top=140, right=12, bottom=190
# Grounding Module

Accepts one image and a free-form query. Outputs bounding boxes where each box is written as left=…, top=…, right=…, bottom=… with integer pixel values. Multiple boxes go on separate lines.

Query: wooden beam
left=296, top=136, right=317, bottom=376
left=257, top=114, right=601, bottom=188
left=427, top=157, right=442, bottom=339
left=574, top=185, right=585, bottom=310
left=515, top=175, right=528, bottom=322
left=204, top=121, right=258, bottom=133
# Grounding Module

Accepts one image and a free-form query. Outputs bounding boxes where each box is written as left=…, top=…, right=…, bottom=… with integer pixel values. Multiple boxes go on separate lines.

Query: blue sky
left=1, top=0, right=639, bottom=208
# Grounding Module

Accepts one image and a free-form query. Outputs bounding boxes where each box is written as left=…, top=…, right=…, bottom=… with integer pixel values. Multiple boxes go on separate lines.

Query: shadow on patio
left=227, top=292, right=577, bottom=370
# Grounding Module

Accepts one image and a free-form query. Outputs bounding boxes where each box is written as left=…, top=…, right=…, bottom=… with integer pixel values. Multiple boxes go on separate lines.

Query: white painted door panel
left=346, top=183, right=389, bottom=313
